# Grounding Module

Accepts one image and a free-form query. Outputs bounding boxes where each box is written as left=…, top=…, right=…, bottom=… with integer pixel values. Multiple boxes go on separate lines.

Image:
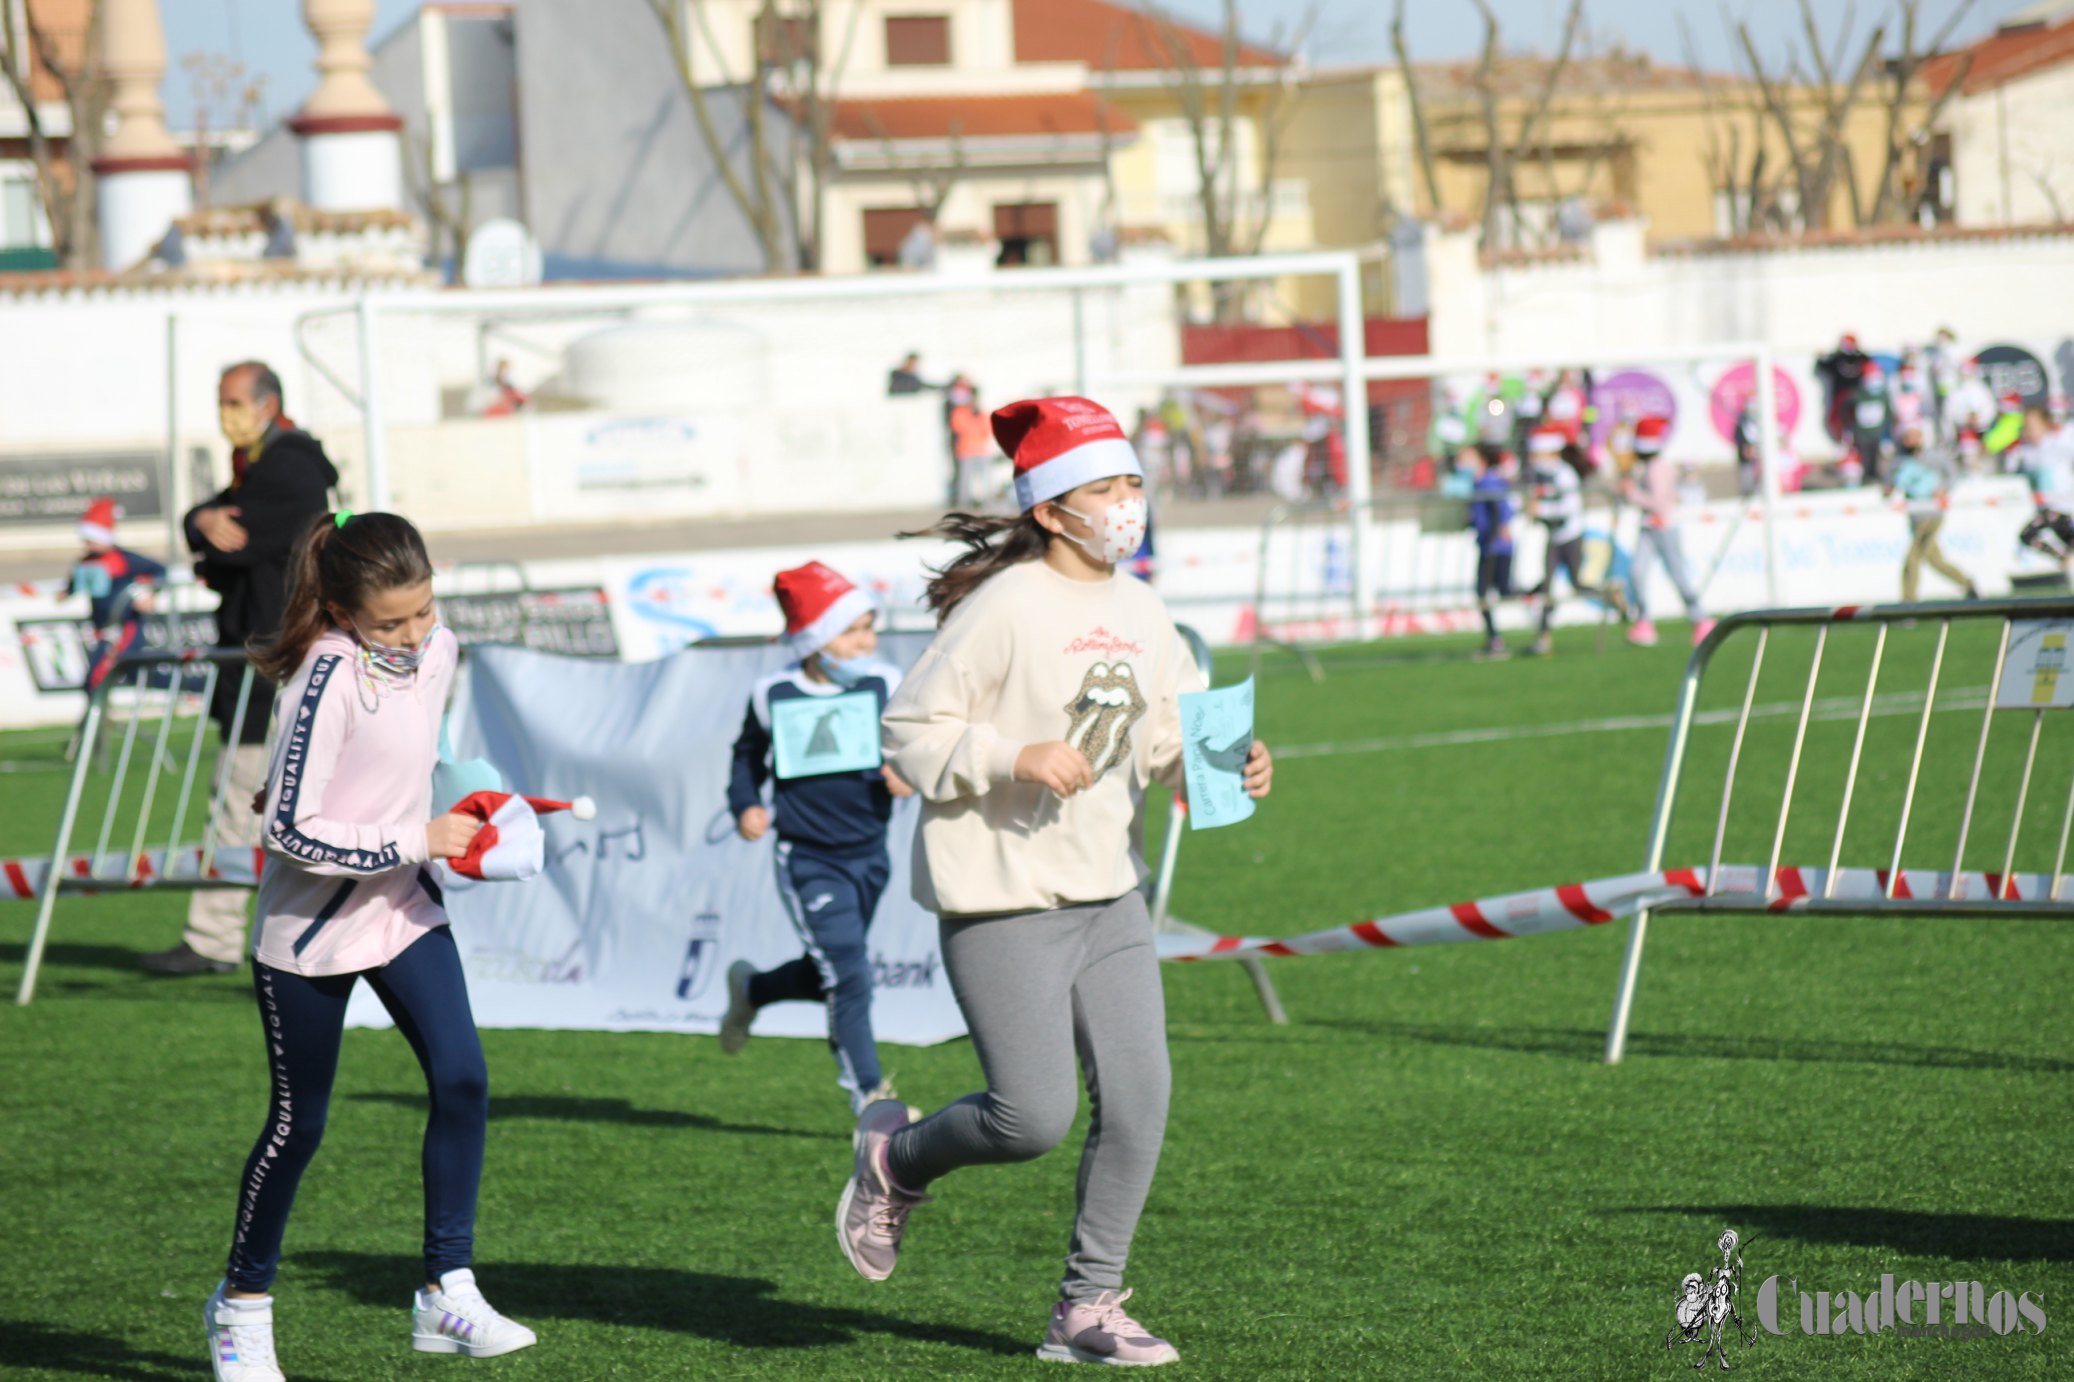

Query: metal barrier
left=1603, top=596, right=2074, bottom=1063
left=16, top=647, right=261, bottom=1005
left=1149, top=625, right=1288, bottom=1023
left=1249, top=489, right=1624, bottom=681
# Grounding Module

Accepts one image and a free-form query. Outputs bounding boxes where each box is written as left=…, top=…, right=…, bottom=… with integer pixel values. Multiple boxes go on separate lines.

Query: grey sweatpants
left=1631, top=524, right=1704, bottom=622
left=886, top=892, right=1172, bottom=1301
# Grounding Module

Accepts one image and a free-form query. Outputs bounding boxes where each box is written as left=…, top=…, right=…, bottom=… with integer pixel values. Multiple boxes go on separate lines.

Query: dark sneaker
left=1036, top=1289, right=1180, bottom=1367
left=836, top=1099, right=930, bottom=1280
left=718, top=960, right=756, bottom=1054
left=142, top=942, right=236, bottom=975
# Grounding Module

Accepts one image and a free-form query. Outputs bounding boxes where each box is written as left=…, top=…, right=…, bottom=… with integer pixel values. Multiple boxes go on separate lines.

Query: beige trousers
left=182, top=741, right=271, bottom=963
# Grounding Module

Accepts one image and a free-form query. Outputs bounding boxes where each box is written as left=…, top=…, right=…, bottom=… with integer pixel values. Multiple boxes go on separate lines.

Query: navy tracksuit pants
left=225, top=925, right=487, bottom=1292
left=749, top=840, right=889, bottom=1108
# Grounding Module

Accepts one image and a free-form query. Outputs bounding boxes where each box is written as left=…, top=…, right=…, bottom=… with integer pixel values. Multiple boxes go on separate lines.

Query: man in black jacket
left=142, top=361, right=338, bottom=974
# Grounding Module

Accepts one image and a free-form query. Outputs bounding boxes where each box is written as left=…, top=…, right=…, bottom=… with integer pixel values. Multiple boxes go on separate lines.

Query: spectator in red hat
left=717, top=561, right=912, bottom=1113
left=1620, top=418, right=1712, bottom=647
left=836, top=395, right=1274, bottom=1366
left=69, top=496, right=168, bottom=692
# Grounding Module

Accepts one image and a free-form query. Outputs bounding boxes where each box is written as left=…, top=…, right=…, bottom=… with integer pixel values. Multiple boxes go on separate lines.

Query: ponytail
left=902, top=510, right=1053, bottom=624
left=250, top=511, right=433, bottom=682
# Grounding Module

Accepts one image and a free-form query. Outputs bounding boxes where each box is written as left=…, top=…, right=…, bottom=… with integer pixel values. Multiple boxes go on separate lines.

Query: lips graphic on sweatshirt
left=1063, top=660, right=1147, bottom=779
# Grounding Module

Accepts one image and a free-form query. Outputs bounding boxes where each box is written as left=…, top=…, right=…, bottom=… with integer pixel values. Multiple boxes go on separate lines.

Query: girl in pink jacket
left=202, top=511, right=536, bottom=1382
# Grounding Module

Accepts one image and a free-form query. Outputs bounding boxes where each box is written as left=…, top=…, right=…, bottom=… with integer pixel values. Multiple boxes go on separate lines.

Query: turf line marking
left=1274, top=686, right=1995, bottom=761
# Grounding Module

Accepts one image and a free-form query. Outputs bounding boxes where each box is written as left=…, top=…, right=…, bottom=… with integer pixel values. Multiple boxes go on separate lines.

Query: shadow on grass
left=1611, top=1206, right=2074, bottom=1265
left=349, top=1091, right=843, bottom=1140
left=295, top=1252, right=1025, bottom=1356
left=1304, top=1020, right=2074, bottom=1073
left=0, top=1320, right=347, bottom=1382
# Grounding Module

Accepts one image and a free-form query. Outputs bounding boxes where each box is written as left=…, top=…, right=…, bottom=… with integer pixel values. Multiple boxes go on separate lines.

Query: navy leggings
left=225, top=925, right=488, bottom=1292
left=749, top=841, right=888, bottom=1107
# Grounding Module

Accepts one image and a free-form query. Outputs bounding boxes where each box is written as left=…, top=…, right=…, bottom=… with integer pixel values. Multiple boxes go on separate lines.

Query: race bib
left=771, top=690, right=883, bottom=780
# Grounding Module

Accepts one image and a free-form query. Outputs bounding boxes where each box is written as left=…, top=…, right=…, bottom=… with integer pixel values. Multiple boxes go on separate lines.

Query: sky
left=157, top=0, right=2052, bottom=129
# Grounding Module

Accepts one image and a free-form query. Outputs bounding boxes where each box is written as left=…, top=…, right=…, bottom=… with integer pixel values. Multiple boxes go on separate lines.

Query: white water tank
left=559, top=317, right=770, bottom=411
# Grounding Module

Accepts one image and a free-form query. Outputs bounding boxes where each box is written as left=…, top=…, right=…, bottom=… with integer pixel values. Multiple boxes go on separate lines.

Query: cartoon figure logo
left=1063, top=661, right=1147, bottom=778
left=1667, top=1229, right=1757, bottom=1370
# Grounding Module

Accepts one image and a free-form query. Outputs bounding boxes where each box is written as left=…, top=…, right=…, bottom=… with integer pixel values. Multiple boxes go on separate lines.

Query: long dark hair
left=903, top=510, right=1054, bottom=624
left=251, top=511, right=434, bottom=682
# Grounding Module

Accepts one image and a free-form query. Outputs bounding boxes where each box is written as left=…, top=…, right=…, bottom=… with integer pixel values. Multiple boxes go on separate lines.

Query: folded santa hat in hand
left=443, top=791, right=596, bottom=881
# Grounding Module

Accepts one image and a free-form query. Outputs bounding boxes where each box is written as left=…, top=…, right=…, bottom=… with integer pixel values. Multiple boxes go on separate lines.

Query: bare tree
left=1138, top=1, right=1316, bottom=317
left=1733, top=0, right=1888, bottom=230
left=1866, top=0, right=1976, bottom=223
left=0, top=0, right=107, bottom=270
left=182, top=51, right=266, bottom=208
left=1390, top=0, right=1442, bottom=216
left=1462, top=0, right=1587, bottom=250
left=639, top=0, right=870, bottom=272
left=402, top=128, right=475, bottom=280
left=859, top=110, right=967, bottom=226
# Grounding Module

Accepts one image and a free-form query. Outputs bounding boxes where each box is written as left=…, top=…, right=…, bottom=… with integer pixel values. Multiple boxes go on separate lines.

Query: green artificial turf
left=2, top=619, right=2069, bottom=1380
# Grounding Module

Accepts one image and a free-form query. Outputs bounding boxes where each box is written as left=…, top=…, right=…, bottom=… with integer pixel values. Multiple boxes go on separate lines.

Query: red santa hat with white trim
left=774, top=561, right=877, bottom=656
left=991, top=396, right=1142, bottom=512
left=79, top=496, right=121, bottom=545
left=1633, top=415, right=1671, bottom=456
left=1526, top=426, right=1567, bottom=457
left=444, top=790, right=595, bottom=882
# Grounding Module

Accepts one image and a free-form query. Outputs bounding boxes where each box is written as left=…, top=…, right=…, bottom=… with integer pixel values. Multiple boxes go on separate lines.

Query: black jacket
left=184, top=426, right=338, bottom=739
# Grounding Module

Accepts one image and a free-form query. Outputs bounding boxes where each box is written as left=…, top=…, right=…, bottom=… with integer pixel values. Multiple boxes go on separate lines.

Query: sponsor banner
left=439, top=586, right=619, bottom=659
left=344, top=634, right=966, bottom=1043
left=0, top=452, right=164, bottom=527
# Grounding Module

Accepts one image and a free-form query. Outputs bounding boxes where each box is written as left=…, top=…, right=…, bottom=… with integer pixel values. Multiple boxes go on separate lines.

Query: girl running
left=204, top=512, right=535, bottom=1381
left=836, top=397, right=1274, bottom=1367
left=1525, top=425, right=1627, bottom=656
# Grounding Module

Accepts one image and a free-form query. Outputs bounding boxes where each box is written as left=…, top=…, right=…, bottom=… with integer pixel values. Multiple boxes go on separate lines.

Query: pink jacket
left=251, top=626, right=458, bottom=976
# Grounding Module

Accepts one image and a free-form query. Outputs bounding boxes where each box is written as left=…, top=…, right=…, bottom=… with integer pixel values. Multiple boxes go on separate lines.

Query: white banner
left=344, top=634, right=967, bottom=1044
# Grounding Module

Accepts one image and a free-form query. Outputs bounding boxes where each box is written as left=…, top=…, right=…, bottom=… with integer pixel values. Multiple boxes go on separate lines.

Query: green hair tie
left=334, top=510, right=354, bottom=529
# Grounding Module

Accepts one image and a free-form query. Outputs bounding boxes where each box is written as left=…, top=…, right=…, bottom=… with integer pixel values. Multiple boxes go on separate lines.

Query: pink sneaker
left=1037, top=1289, right=1180, bottom=1367
left=1625, top=618, right=1659, bottom=647
left=1692, top=618, right=1718, bottom=646
left=836, top=1099, right=929, bottom=1280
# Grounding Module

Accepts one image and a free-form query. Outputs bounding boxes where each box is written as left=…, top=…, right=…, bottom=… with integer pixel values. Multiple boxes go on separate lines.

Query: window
left=755, top=11, right=817, bottom=66
left=885, top=15, right=950, bottom=66
left=1, top=164, right=47, bottom=250
left=864, top=207, right=932, bottom=268
left=993, top=202, right=1058, bottom=268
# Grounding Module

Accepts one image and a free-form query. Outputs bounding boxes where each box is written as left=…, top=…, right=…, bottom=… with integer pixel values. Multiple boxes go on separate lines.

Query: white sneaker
left=206, top=1281, right=284, bottom=1382
left=411, top=1269, right=537, bottom=1357
left=718, top=960, right=757, bottom=1055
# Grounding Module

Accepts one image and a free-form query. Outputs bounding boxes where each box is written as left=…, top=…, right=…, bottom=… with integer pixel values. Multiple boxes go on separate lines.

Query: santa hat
left=774, top=561, right=876, bottom=656
left=1633, top=415, right=1670, bottom=456
left=1526, top=427, right=1566, bottom=456
left=2000, top=390, right=2024, bottom=411
left=444, top=790, right=595, bottom=882
left=79, top=497, right=121, bottom=545
left=991, top=396, right=1141, bottom=512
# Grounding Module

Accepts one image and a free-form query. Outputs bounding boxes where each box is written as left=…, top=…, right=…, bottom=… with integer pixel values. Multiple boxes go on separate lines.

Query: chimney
left=93, top=0, right=194, bottom=270
left=290, top=0, right=404, bottom=211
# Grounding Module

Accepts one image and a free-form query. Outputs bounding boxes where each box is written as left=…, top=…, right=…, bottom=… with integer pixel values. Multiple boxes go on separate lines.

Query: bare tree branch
left=1390, top=0, right=1443, bottom=214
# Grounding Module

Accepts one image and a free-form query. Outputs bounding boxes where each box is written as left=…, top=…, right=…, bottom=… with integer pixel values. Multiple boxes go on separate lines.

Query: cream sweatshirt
left=882, top=558, right=1206, bottom=916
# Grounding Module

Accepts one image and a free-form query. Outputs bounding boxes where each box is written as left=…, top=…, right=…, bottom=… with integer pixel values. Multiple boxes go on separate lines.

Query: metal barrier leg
left=16, top=697, right=107, bottom=1006
left=1149, top=798, right=1289, bottom=1026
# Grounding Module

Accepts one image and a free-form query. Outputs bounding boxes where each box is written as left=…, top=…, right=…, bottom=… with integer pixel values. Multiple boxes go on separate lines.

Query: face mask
left=820, top=651, right=877, bottom=688
left=353, top=619, right=438, bottom=676
left=1056, top=493, right=1148, bottom=565
left=219, top=402, right=269, bottom=450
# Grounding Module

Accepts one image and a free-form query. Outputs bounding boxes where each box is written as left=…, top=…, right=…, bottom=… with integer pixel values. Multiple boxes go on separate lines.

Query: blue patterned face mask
left=354, top=620, right=439, bottom=676
left=821, top=651, right=878, bottom=688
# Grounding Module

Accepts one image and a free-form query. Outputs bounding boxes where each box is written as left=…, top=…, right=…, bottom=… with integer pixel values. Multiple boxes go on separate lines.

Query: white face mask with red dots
left=1056, top=493, right=1148, bottom=565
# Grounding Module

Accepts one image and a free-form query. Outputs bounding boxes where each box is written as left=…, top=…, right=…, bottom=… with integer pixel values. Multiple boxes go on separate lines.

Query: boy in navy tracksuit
left=1469, top=448, right=1515, bottom=658
left=720, top=562, right=913, bottom=1113
left=70, top=496, right=167, bottom=691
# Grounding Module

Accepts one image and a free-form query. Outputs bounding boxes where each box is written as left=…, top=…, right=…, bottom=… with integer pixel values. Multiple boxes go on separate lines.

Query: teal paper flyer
left=772, top=690, right=883, bottom=780
left=1179, top=677, right=1256, bottom=830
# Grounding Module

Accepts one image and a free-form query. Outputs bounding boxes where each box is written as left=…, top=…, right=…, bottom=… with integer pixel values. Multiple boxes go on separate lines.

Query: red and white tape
left=0, top=846, right=264, bottom=899
left=1156, top=865, right=2058, bottom=961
